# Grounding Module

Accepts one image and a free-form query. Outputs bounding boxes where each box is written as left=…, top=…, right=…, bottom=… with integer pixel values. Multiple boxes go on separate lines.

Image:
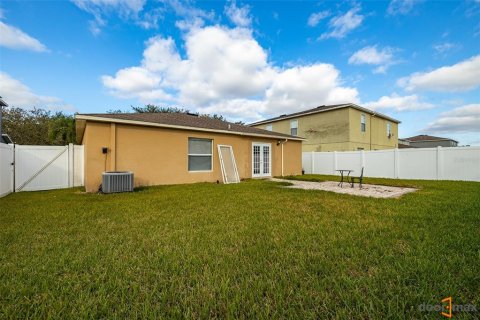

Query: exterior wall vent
left=102, top=171, right=134, bottom=193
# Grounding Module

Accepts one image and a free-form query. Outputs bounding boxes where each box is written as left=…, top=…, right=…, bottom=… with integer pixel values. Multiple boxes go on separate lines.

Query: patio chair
left=350, top=167, right=364, bottom=189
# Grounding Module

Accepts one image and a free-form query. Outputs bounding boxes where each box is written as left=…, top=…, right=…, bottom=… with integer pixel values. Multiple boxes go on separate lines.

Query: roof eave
left=75, top=119, right=86, bottom=144
left=74, top=114, right=305, bottom=141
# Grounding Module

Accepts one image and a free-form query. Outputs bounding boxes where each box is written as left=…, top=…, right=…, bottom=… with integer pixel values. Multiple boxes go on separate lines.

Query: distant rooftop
left=0, top=97, right=8, bottom=107
left=405, top=135, right=458, bottom=143
left=248, top=103, right=401, bottom=126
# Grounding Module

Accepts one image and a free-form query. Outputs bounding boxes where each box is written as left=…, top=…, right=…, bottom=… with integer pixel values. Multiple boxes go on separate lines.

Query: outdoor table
left=335, top=169, right=353, bottom=187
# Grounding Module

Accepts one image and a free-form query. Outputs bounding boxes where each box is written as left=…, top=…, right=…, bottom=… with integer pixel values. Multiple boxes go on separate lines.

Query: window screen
left=361, top=114, right=366, bottom=132
left=265, top=124, right=273, bottom=131
left=387, top=123, right=391, bottom=136
left=290, top=120, right=298, bottom=136
left=188, top=138, right=212, bottom=171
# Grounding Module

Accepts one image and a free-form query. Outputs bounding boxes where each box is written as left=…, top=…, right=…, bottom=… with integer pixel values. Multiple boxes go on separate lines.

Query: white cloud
left=72, top=0, right=157, bottom=34
left=262, top=64, right=358, bottom=113
left=387, top=0, right=419, bottom=16
left=348, top=45, right=397, bottom=73
left=432, top=42, right=460, bottom=57
left=425, top=104, right=480, bottom=133
left=307, top=11, right=330, bottom=27
left=365, top=93, right=434, bottom=111
left=398, top=55, right=480, bottom=92
left=72, top=0, right=146, bottom=17
left=320, top=6, right=364, bottom=40
left=102, top=25, right=358, bottom=122
left=0, top=72, right=72, bottom=110
left=101, top=66, right=171, bottom=101
left=224, top=1, right=251, bottom=27
left=432, top=42, right=457, bottom=54
left=73, top=0, right=215, bottom=34
left=168, top=0, right=214, bottom=20
left=196, top=99, right=264, bottom=121
left=465, top=0, right=480, bottom=18
left=0, top=21, right=48, bottom=52
left=349, top=46, right=393, bottom=65
left=136, top=7, right=165, bottom=29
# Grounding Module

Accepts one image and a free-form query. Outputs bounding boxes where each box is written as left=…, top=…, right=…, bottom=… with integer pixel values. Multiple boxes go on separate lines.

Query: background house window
left=290, top=120, right=298, bottom=136
left=387, top=123, right=392, bottom=137
left=360, top=114, right=366, bottom=132
left=188, top=138, right=212, bottom=171
left=265, top=124, right=272, bottom=131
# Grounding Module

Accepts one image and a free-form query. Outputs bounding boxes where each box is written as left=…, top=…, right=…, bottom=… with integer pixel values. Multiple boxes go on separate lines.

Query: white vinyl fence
left=0, top=143, right=14, bottom=197
left=0, top=143, right=84, bottom=198
left=303, top=146, right=480, bottom=182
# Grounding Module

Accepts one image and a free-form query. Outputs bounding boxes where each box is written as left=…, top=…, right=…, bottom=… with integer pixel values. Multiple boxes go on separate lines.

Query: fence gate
left=0, top=143, right=14, bottom=197
left=14, top=144, right=83, bottom=192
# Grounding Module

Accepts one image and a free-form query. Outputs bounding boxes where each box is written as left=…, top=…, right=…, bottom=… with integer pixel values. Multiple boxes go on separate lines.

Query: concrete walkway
left=270, top=178, right=417, bottom=198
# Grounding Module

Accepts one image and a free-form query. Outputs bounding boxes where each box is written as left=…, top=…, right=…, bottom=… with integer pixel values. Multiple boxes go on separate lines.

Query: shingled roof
left=75, top=112, right=304, bottom=143
left=249, top=103, right=401, bottom=126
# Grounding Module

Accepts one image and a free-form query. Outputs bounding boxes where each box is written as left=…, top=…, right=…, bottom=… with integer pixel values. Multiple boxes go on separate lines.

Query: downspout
left=370, top=112, right=376, bottom=150
left=110, top=123, right=116, bottom=171
left=280, top=139, right=288, bottom=177
left=0, top=102, right=2, bottom=139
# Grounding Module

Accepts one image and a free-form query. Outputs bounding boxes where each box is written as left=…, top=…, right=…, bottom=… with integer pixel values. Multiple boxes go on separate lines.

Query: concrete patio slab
left=270, top=178, right=417, bottom=198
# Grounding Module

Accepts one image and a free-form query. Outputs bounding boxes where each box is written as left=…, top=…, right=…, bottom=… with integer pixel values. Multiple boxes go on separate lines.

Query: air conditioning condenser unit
left=102, top=171, right=134, bottom=193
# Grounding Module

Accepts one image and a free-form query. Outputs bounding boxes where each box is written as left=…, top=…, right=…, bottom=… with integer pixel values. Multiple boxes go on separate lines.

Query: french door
left=252, top=143, right=271, bottom=177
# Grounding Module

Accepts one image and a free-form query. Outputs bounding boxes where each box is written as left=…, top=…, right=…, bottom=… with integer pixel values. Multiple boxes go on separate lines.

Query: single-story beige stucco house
left=75, top=112, right=304, bottom=192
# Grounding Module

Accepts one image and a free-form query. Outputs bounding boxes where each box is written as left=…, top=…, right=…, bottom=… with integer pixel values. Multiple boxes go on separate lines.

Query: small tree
left=131, top=104, right=189, bottom=114
left=1, top=107, right=75, bottom=145
left=48, top=112, right=76, bottom=145
left=200, top=113, right=226, bottom=121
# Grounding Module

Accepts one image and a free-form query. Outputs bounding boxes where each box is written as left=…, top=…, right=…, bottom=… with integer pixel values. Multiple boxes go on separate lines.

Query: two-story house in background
left=401, top=135, right=458, bottom=148
left=249, top=103, right=400, bottom=152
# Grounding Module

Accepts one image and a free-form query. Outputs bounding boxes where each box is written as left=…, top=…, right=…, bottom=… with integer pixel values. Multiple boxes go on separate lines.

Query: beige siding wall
left=255, top=108, right=350, bottom=152
left=82, top=121, right=302, bottom=192
left=253, top=107, right=398, bottom=151
left=348, top=108, right=398, bottom=150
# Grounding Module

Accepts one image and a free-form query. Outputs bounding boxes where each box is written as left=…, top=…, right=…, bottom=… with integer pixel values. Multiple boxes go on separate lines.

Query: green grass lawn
left=1, top=176, right=479, bottom=319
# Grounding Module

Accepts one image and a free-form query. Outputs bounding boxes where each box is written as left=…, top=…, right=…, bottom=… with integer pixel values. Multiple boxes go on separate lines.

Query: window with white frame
left=265, top=124, right=272, bottom=131
left=387, top=123, right=392, bottom=137
left=360, top=114, right=366, bottom=132
left=290, top=120, right=298, bottom=136
left=188, top=138, right=212, bottom=171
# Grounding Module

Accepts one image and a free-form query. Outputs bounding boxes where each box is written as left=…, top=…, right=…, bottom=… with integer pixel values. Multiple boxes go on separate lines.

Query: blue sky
left=0, top=0, right=479, bottom=145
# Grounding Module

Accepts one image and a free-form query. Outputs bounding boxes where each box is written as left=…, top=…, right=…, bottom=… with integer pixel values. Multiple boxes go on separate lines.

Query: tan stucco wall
left=252, top=107, right=398, bottom=151
left=82, top=121, right=302, bottom=192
